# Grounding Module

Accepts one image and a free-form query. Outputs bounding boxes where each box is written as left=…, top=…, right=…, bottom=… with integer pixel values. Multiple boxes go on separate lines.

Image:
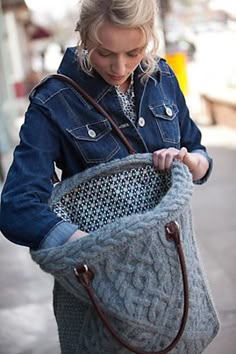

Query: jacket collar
left=57, top=47, right=112, bottom=103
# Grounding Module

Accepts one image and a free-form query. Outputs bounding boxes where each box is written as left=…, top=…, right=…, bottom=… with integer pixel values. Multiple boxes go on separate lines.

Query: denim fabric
left=0, top=47, right=212, bottom=250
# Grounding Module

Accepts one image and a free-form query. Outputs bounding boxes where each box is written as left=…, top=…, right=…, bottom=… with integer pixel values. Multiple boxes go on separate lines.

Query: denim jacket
left=0, top=47, right=212, bottom=250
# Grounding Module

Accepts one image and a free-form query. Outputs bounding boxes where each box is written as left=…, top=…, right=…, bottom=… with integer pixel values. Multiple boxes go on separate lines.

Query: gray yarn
left=31, top=153, right=219, bottom=354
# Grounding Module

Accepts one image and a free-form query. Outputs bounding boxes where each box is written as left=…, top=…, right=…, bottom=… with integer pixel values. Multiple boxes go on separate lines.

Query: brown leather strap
left=48, top=73, right=136, bottom=155
left=74, top=221, right=189, bottom=354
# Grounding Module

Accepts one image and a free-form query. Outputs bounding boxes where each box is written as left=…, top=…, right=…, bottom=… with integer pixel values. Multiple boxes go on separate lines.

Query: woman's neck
left=115, top=73, right=134, bottom=93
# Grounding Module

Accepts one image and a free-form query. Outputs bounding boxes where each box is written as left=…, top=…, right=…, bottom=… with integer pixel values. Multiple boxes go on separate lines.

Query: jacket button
left=88, top=129, right=96, bottom=138
left=165, top=107, right=173, bottom=117
left=138, top=117, right=145, bottom=127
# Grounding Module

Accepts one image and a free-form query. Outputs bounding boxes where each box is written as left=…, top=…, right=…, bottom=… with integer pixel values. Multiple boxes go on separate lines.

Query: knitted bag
left=31, top=153, right=219, bottom=354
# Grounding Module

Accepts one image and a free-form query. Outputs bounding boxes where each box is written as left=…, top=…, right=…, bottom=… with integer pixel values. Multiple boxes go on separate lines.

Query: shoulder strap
left=47, top=74, right=136, bottom=155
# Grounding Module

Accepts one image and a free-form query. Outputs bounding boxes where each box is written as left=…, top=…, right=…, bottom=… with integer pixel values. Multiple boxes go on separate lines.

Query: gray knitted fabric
left=31, top=153, right=219, bottom=354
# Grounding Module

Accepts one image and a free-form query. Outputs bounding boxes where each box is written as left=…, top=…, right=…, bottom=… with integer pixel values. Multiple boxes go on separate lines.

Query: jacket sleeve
left=0, top=102, right=78, bottom=250
left=168, top=64, right=213, bottom=184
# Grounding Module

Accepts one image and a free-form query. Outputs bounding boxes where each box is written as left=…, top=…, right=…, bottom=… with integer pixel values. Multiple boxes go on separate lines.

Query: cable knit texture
left=31, top=153, right=219, bottom=354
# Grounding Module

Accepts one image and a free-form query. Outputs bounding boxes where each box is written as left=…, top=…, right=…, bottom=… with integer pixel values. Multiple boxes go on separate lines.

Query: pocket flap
left=149, top=103, right=178, bottom=121
left=67, top=120, right=111, bottom=142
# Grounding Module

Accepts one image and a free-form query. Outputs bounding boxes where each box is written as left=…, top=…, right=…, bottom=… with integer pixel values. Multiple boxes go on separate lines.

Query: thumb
left=176, top=147, right=188, bottom=161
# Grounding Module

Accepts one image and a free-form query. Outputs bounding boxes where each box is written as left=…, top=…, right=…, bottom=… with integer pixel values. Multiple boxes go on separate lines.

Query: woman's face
left=87, top=22, right=146, bottom=89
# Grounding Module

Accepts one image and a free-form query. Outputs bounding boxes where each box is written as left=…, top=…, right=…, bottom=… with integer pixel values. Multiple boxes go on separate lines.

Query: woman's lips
left=108, top=74, right=125, bottom=81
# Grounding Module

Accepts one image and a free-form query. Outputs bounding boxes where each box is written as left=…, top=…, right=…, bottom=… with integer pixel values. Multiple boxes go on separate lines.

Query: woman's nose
left=111, top=56, right=126, bottom=75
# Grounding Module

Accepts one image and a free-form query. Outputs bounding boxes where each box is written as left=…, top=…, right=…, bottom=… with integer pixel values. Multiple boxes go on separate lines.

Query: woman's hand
left=66, top=229, right=88, bottom=243
left=152, top=147, right=209, bottom=181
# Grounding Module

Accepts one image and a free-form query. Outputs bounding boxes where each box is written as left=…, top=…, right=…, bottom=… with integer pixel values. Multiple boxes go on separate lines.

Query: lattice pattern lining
left=51, top=165, right=171, bottom=232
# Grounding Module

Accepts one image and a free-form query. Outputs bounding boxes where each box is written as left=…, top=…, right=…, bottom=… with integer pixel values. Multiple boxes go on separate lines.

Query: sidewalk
left=193, top=126, right=236, bottom=354
left=0, top=124, right=236, bottom=354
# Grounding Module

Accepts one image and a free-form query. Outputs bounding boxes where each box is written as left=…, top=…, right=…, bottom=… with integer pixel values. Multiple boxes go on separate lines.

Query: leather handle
left=48, top=73, right=136, bottom=155
left=74, top=221, right=189, bottom=354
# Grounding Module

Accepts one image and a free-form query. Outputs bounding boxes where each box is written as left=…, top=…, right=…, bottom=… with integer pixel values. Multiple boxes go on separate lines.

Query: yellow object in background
left=165, top=52, right=188, bottom=96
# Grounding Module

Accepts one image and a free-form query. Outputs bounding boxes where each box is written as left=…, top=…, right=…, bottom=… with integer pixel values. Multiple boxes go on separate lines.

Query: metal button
left=138, top=117, right=145, bottom=127
left=88, top=129, right=96, bottom=138
left=165, top=106, right=173, bottom=117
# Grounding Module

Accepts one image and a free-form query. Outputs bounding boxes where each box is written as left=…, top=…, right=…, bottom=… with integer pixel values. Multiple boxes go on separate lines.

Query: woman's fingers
left=164, top=152, right=173, bottom=170
left=152, top=149, right=166, bottom=169
left=152, top=148, right=181, bottom=170
left=175, top=147, right=188, bottom=162
left=152, top=147, right=190, bottom=170
left=152, top=149, right=165, bottom=169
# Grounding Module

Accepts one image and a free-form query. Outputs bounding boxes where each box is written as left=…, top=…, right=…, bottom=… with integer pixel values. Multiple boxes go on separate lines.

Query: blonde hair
left=75, top=0, right=160, bottom=81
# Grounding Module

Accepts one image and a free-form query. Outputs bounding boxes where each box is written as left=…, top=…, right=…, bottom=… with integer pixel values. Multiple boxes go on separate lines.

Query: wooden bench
left=200, top=88, right=236, bottom=130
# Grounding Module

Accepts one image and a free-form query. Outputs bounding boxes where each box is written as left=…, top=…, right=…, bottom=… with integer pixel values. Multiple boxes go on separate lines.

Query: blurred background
left=0, top=0, right=236, bottom=353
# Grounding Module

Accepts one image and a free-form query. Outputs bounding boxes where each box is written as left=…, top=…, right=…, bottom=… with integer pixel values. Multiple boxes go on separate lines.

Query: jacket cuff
left=39, top=221, right=78, bottom=249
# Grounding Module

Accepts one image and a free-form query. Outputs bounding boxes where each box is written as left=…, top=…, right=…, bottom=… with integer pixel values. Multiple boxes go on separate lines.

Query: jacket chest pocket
left=149, top=103, right=180, bottom=144
left=67, top=120, right=120, bottom=164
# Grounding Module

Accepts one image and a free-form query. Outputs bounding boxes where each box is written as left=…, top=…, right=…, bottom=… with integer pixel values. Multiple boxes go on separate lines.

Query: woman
left=0, top=0, right=213, bottom=352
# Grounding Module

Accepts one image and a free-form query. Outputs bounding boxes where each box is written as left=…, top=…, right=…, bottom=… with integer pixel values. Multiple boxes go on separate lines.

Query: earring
left=82, top=48, right=93, bottom=73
